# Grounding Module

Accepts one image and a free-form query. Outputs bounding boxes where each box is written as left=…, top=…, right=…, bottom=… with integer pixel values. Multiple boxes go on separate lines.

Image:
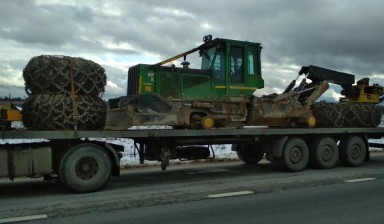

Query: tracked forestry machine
left=106, top=35, right=383, bottom=130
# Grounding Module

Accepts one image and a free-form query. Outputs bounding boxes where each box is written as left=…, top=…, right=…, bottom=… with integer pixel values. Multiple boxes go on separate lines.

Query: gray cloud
left=1, top=0, right=384, bottom=100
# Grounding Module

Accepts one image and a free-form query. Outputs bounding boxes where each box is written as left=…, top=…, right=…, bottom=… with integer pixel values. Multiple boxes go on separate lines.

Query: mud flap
left=267, top=136, right=289, bottom=158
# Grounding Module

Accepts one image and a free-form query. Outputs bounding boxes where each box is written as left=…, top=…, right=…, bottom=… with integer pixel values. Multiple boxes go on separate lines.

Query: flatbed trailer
left=6, top=36, right=384, bottom=193
left=1, top=127, right=384, bottom=193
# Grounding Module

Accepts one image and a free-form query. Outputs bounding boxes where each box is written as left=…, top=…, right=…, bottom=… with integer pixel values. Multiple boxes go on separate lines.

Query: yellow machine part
left=202, top=116, right=214, bottom=129
left=0, top=102, right=22, bottom=121
left=6, top=109, right=22, bottom=121
left=349, top=84, right=383, bottom=104
left=307, top=116, right=316, bottom=128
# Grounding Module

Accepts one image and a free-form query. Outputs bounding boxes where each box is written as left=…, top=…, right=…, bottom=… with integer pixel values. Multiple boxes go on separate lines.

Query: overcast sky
left=1, top=0, right=384, bottom=101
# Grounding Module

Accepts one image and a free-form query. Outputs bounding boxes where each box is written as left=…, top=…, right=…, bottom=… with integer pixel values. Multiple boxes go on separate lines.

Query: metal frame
left=2, top=127, right=384, bottom=140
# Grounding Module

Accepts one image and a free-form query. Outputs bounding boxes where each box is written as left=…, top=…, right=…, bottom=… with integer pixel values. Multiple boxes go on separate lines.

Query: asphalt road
left=1, top=151, right=384, bottom=223
left=34, top=178, right=384, bottom=224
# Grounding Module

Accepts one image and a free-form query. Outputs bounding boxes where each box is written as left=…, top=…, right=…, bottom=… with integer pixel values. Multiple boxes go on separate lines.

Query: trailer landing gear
left=161, top=147, right=171, bottom=171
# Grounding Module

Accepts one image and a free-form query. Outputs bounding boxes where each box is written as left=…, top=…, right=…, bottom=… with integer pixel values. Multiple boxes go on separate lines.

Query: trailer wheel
left=339, top=136, right=366, bottom=167
left=233, top=143, right=264, bottom=164
left=279, top=138, right=309, bottom=172
left=59, top=143, right=112, bottom=193
left=309, top=137, right=338, bottom=169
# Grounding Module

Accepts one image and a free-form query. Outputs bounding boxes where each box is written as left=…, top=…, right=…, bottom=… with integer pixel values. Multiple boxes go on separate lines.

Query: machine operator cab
left=199, top=35, right=264, bottom=99
left=128, top=35, right=264, bottom=101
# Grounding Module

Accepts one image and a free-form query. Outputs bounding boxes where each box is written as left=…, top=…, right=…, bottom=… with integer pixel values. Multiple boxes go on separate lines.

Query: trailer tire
left=279, top=138, right=309, bottom=172
left=23, top=55, right=106, bottom=96
left=339, top=136, right=366, bottom=167
left=309, top=137, right=338, bottom=169
left=22, top=94, right=106, bottom=130
left=233, top=143, right=264, bottom=164
left=59, top=143, right=112, bottom=193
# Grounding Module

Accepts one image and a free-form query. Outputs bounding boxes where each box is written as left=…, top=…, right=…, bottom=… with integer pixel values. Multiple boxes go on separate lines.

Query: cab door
left=246, top=46, right=263, bottom=93
left=227, top=44, right=246, bottom=96
left=226, top=44, right=263, bottom=97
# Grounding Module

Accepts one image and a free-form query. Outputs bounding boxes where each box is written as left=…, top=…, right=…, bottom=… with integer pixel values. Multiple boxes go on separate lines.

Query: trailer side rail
left=2, top=127, right=384, bottom=140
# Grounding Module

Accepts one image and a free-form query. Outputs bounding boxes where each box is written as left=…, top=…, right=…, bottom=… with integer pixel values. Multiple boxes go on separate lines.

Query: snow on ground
left=110, top=138, right=236, bottom=168
left=1, top=121, right=383, bottom=168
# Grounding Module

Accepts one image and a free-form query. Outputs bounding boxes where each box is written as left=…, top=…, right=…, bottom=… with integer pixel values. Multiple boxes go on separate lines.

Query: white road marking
left=0, top=214, right=48, bottom=223
left=207, top=191, right=254, bottom=198
left=345, top=177, right=376, bottom=183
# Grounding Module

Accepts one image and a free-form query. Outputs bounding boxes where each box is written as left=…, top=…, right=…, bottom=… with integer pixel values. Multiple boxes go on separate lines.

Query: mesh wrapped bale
left=312, top=102, right=382, bottom=128
left=22, top=94, right=106, bottom=130
left=23, top=55, right=106, bottom=96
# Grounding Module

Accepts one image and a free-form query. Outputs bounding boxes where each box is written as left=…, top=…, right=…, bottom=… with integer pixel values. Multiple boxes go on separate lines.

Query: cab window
left=230, top=46, right=244, bottom=83
left=212, top=50, right=225, bottom=83
left=248, top=47, right=258, bottom=75
left=201, top=47, right=225, bottom=83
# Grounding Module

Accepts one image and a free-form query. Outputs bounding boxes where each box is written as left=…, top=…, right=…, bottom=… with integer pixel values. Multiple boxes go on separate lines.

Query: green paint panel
left=182, top=74, right=212, bottom=100
left=127, top=38, right=265, bottom=101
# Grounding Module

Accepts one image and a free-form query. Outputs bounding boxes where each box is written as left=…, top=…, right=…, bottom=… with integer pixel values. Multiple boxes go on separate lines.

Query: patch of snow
left=90, top=137, right=237, bottom=168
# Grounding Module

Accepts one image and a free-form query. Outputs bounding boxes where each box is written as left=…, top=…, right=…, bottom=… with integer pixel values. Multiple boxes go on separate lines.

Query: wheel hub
left=75, top=157, right=99, bottom=180
left=289, top=147, right=302, bottom=164
left=351, top=144, right=361, bottom=160
left=321, top=145, right=333, bottom=161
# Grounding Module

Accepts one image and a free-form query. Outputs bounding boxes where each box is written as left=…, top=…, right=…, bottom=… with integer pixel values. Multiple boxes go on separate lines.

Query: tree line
left=0, top=96, right=25, bottom=101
